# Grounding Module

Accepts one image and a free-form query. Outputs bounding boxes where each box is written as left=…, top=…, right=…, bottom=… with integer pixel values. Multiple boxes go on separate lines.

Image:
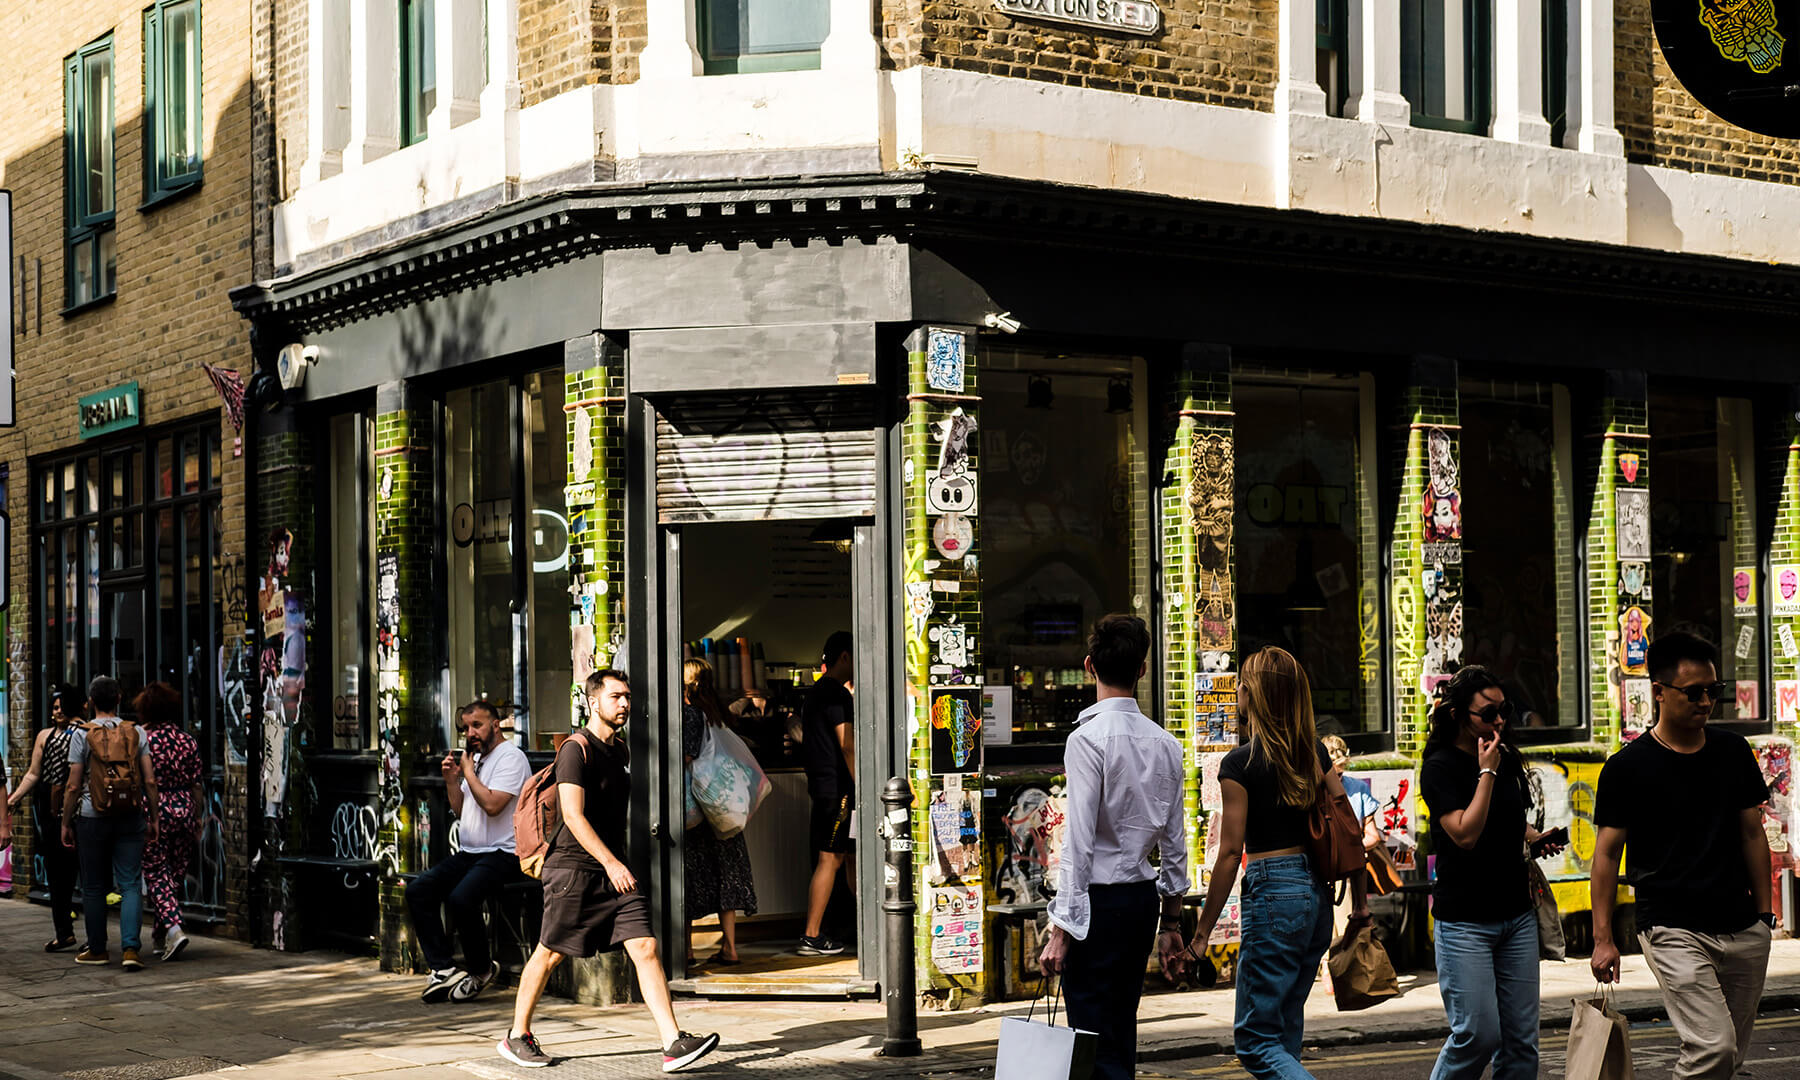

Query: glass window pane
left=528, top=372, right=571, bottom=744
left=109, top=589, right=147, bottom=706
left=82, top=49, right=113, bottom=216
left=85, top=524, right=102, bottom=676
left=83, top=455, right=100, bottom=516
left=183, top=435, right=202, bottom=493
left=61, top=527, right=79, bottom=686
left=705, top=0, right=828, bottom=56
left=61, top=463, right=76, bottom=518
left=156, top=437, right=174, bottom=498
left=71, top=239, right=95, bottom=306
left=445, top=380, right=516, bottom=748
left=330, top=413, right=368, bottom=750
left=158, top=507, right=177, bottom=685
left=207, top=429, right=221, bottom=489
left=39, top=469, right=55, bottom=523
left=164, top=1, right=200, bottom=176
left=98, top=228, right=116, bottom=296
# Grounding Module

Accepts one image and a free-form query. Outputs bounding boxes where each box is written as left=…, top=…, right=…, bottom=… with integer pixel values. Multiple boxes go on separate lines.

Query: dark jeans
left=35, top=798, right=79, bottom=942
left=1062, top=879, right=1159, bottom=1080
left=76, top=814, right=146, bottom=953
left=405, top=849, right=522, bottom=973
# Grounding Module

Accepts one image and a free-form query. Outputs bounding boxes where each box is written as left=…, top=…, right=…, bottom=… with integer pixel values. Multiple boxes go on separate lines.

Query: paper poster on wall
left=1196, top=673, right=1238, bottom=746
left=1622, top=678, right=1654, bottom=738
left=1619, top=607, right=1652, bottom=676
left=924, top=329, right=967, bottom=394
left=1782, top=623, right=1799, bottom=661
left=1735, top=567, right=1759, bottom=616
left=995, top=784, right=1066, bottom=906
left=929, top=687, right=983, bottom=774
left=1616, top=488, right=1651, bottom=562
left=1738, top=681, right=1761, bottom=720
left=1737, top=623, right=1756, bottom=660
left=1208, top=890, right=1242, bottom=945
left=1420, top=427, right=1462, bottom=543
left=932, top=512, right=974, bottom=559
left=1778, top=681, right=1800, bottom=726
left=928, top=789, right=982, bottom=885
left=982, top=685, right=1013, bottom=746
left=929, top=885, right=985, bottom=975
left=1774, top=566, right=1800, bottom=617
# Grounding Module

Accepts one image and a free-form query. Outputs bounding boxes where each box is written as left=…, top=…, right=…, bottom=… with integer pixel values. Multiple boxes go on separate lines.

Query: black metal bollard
left=879, top=776, right=922, bottom=1057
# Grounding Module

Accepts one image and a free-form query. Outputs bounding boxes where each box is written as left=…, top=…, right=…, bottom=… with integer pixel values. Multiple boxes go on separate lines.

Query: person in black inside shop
left=797, top=631, right=856, bottom=956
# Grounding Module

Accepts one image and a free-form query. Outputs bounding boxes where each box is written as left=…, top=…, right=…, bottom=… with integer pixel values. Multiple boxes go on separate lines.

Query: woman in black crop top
left=1419, top=665, right=1562, bottom=1080
left=1194, top=647, right=1368, bottom=1079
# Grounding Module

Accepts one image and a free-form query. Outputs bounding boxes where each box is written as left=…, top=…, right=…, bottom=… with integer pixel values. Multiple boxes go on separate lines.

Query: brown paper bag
left=1328, top=926, right=1400, bottom=1011
left=1566, top=989, right=1635, bottom=1080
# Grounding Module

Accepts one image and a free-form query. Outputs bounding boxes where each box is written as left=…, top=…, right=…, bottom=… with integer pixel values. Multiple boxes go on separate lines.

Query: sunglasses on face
left=1464, top=701, right=1515, bottom=725
left=1658, top=681, right=1729, bottom=704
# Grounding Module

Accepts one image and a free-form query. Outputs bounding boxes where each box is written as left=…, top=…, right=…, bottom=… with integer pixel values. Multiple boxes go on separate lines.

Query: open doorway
left=671, top=519, right=863, bottom=993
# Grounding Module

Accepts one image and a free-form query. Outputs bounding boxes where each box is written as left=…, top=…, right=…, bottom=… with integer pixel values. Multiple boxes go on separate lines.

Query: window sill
left=59, top=292, right=117, bottom=319
left=139, top=177, right=202, bottom=213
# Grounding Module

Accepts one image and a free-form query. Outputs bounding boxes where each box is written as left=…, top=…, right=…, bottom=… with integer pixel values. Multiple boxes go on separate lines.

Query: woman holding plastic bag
left=682, top=659, right=759, bottom=966
left=1420, top=666, right=1564, bottom=1080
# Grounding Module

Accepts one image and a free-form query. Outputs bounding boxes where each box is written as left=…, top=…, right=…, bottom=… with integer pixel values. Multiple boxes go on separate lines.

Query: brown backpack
left=1307, top=766, right=1368, bottom=883
left=513, top=733, right=588, bottom=879
left=82, top=720, right=146, bottom=816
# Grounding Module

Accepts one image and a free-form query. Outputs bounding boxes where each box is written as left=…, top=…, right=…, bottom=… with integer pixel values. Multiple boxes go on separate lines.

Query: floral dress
left=142, top=724, right=203, bottom=934
left=683, top=705, right=758, bottom=921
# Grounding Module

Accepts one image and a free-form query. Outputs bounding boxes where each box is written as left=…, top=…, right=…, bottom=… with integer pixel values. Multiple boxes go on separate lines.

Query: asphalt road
left=1136, top=1009, right=1800, bottom=1078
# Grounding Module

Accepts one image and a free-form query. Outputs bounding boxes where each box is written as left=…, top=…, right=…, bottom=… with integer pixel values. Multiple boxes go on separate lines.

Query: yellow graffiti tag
left=1700, top=0, right=1785, bottom=73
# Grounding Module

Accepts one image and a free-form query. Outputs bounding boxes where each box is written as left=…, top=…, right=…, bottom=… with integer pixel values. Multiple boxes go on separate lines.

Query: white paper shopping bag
left=995, top=985, right=1097, bottom=1080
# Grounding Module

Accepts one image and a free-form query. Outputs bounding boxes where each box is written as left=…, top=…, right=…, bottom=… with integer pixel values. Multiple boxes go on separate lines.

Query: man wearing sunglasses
left=1590, top=631, right=1772, bottom=1080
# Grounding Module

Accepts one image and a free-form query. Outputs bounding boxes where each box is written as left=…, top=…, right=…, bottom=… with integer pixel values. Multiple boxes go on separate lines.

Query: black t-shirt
left=544, top=728, right=631, bottom=874
left=1593, top=727, right=1768, bottom=933
left=802, top=676, right=854, bottom=798
left=1421, top=746, right=1532, bottom=924
left=1218, top=739, right=1334, bottom=854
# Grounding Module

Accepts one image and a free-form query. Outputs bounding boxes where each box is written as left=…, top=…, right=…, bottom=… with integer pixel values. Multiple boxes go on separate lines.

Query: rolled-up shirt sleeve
left=1156, top=742, right=1191, bottom=898
left=1047, top=733, right=1101, bottom=941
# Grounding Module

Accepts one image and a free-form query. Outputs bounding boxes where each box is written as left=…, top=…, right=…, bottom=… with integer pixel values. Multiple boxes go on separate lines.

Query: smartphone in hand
left=1530, top=826, right=1569, bottom=858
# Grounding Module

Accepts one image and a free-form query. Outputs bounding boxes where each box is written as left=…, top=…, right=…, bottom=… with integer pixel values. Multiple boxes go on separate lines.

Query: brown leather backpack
left=1307, top=767, right=1368, bottom=882
left=82, top=721, right=146, bottom=816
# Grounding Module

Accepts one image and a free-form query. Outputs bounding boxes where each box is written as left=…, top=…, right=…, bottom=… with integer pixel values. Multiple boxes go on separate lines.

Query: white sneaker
left=159, top=928, right=190, bottom=962
left=450, top=960, right=500, bottom=1003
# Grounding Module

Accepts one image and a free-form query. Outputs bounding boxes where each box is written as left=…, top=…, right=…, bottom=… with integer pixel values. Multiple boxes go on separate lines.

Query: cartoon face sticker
left=1735, top=569, right=1753, bottom=605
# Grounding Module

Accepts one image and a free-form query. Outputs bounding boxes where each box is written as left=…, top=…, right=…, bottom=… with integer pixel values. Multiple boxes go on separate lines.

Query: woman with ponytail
left=1420, top=665, right=1562, bottom=1080
left=1194, top=646, right=1368, bottom=1079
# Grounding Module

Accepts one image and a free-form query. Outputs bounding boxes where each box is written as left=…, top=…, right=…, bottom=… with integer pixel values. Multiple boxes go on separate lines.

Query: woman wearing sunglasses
left=1420, top=665, right=1562, bottom=1080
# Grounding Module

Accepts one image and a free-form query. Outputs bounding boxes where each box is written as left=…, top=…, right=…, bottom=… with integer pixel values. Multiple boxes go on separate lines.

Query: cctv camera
left=983, top=311, right=1022, bottom=334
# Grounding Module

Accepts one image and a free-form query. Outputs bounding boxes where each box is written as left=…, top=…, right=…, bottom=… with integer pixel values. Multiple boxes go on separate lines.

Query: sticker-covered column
left=1769, top=409, right=1800, bottom=739
left=1392, top=358, right=1461, bottom=756
left=1585, top=374, right=1651, bottom=746
left=373, top=381, right=435, bottom=971
left=565, top=335, right=629, bottom=723
left=901, top=325, right=988, bottom=1001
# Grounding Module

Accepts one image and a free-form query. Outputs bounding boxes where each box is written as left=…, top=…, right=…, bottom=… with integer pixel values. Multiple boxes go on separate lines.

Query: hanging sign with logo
left=78, top=382, right=141, bottom=440
left=1650, top=0, right=1800, bottom=136
left=993, top=0, right=1162, bottom=36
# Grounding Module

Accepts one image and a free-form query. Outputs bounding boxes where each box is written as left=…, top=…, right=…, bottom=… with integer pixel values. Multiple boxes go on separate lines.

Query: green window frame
left=1400, top=0, right=1492, bottom=135
left=64, top=35, right=117, bottom=313
left=399, top=0, right=435, bottom=146
left=698, top=0, right=827, bottom=75
left=143, top=0, right=203, bottom=205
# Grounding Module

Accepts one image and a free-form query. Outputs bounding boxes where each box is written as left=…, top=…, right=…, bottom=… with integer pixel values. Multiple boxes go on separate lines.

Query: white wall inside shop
left=680, top=521, right=851, bottom=680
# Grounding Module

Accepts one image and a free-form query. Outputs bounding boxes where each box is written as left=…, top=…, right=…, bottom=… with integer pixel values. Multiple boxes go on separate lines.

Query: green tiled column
left=1770, top=415, right=1800, bottom=743
left=565, top=335, right=629, bottom=724
left=1391, top=360, right=1460, bottom=757
left=1585, top=376, right=1651, bottom=747
left=373, top=382, right=434, bottom=972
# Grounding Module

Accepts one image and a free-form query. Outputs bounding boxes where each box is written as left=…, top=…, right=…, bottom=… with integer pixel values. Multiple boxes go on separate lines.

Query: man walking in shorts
left=499, top=670, right=719, bottom=1073
left=798, top=631, right=856, bottom=955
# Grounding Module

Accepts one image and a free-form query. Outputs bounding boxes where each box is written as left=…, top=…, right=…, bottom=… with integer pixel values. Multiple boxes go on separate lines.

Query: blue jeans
left=1431, top=909, right=1540, bottom=1080
left=1235, top=854, right=1332, bottom=1079
left=76, top=814, right=146, bottom=953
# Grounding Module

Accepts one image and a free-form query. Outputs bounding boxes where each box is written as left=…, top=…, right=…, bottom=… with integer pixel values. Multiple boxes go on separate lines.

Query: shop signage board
left=78, top=381, right=141, bottom=440
left=1650, top=0, right=1800, bottom=137
left=0, top=190, right=11, bottom=427
left=993, top=0, right=1161, bottom=35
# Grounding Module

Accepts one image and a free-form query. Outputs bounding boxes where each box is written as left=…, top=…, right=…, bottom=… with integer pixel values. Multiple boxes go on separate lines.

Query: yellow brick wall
left=517, top=0, right=647, bottom=106
left=0, top=0, right=252, bottom=928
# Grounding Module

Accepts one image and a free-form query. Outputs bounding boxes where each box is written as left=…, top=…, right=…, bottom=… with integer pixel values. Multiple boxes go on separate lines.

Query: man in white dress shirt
left=1039, top=614, right=1190, bottom=1080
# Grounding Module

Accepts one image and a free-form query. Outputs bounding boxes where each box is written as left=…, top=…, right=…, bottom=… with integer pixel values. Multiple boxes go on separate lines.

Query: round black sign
left=1654, top=0, right=1800, bottom=136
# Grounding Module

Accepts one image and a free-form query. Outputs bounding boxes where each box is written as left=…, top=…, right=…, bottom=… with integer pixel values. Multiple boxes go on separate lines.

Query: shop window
left=143, top=0, right=202, bottom=204
left=525, top=371, right=571, bottom=740
left=64, top=36, right=117, bottom=311
left=1460, top=379, right=1580, bottom=732
left=1236, top=373, right=1380, bottom=738
left=699, top=0, right=827, bottom=74
left=1648, top=393, right=1760, bottom=726
left=1401, top=0, right=1491, bottom=134
left=326, top=411, right=372, bottom=750
left=400, top=0, right=435, bottom=146
left=981, top=352, right=1152, bottom=744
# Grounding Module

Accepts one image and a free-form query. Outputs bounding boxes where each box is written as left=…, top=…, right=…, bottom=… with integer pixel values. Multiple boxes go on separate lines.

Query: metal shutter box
left=655, top=392, right=879, bottom=523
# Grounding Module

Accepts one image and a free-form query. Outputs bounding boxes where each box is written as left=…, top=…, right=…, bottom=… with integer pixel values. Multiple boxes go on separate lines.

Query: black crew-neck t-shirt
left=1218, top=739, right=1334, bottom=854
left=1421, top=746, right=1531, bottom=924
left=1593, top=727, right=1768, bottom=934
left=545, top=728, right=632, bottom=874
left=802, top=676, right=855, bottom=798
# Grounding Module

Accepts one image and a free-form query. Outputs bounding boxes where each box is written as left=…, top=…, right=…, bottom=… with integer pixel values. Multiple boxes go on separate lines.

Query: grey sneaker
left=450, top=960, right=499, bottom=1002
left=497, top=1032, right=553, bottom=1068
left=662, top=1031, right=720, bottom=1073
left=160, top=927, right=190, bottom=962
left=420, top=967, right=466, bottom=1004
left=796, top=935, right=844, bottom=956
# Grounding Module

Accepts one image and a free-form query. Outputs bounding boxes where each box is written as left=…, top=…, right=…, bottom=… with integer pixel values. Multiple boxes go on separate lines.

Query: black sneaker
left=420, top=967, right=466, bottom=1004
left=796, top=935, right=845, bottom=956
left=662, top=1031, right=720, bottom=1073
left=450, top=960, right=499, bottom=1003
left=497, top=1032, right=553, bottom=1068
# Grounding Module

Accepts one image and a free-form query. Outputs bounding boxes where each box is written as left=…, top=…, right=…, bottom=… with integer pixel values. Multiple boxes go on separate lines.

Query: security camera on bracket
left=982, top=311, right=1022, bottom=334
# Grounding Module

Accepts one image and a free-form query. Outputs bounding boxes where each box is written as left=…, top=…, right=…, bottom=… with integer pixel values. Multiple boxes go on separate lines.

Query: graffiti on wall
left=218, top=640, right=253, bottom=765
left=992, top=785, right=1066, bottom=905
left=1346, top=768, right=1419, bottom=872
left=1523, top=759, right=1602, bottom=882
left=259, top=529, right=299, bottom=816
left=1756, top=738, right=1794, bottom=867
left=1188, top=431, right=1234, bottom=654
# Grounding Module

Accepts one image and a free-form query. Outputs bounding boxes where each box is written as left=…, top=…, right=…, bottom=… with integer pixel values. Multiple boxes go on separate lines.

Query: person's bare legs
left=623, top=936, right=682, bottom=1046
left=510, top=944, right=565, bottom=1038
left=803, top=851, right=845, bottom=938
left=720, top=909, right=738, bottom=962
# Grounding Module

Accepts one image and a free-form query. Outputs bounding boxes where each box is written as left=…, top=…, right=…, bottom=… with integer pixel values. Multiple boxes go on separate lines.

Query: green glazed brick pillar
left=1391, top=358, right=1461, bottom=757
left=565, top=335, right=629, bottom=724
left=373, top=381, right=435, bottom=972
left=901, top=325, right=987, bottom=1000
left=1770, top=413, right=1800, bottom=743
left=1586, top=373, right=1651, bottom=748
left=1162, top=344, right=1232, bottom=878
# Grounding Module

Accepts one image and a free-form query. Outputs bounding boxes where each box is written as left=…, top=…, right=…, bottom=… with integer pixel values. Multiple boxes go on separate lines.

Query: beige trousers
left=1638, top=921, right=1772, bottom=1080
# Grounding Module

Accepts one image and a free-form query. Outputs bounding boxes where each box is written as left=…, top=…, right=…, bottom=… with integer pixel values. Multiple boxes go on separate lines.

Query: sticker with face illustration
left=924, top=330, right=967, bottom=394
left=926, top=473, right=978, bottom=516
left=1619, top=561, right=1647, bottom=598
left=1775, top=565, right=1800, bottom=617
left=1735, top=567, right=1757, bottom=616
left=932, top=513, right=974, bottom=560
left=1620, top=606, right=1652, bottom=675
left=1616, top=489, right=1650, bottom=562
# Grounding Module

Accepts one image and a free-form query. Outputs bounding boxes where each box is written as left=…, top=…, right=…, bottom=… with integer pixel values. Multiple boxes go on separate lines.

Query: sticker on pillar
left=1735, top=567, right=1759, bottom=616
left=997, top=784, right=1066, bottom=905
left=378, top=466, right=394, bottom=501
left=928, top=885, right=984, bottom=975
left=1200, top=650, right=1231, bottom=673
left=905, top=581, right=934, bottom=638
left=926, top=788, right=981, bottom=884
left=1189, top=431, right=1235, bottom=652
left=1738, top=681, right=1762, bottom=720
left=1618, top=452, right=1641, bottom=484
left=903, top=458, right=916, bottom=486
left=1619, top=606, right=1652, bottom=675
left=1424, top=576, right=1463, bottom=676
left=1421, top=427, right=1462, bottom=544
left=927, top=474, right=978, bottom=516
left=1775, top=566, right=1800, bottom=617
left=933, top=409, right=978, bottom=480
left=572, top=407, right=594, bottom=477
left=932, top=513, right=974, bottom=560
left=1619, top=561, right=1647, bottom=599
left=924, top=329, right=967, bottom=394
left=1738, top=623, right=1757, bottom=660
left=1621, top=678, right=1654, bottom=739
left=563, top=480, right=596, bottom=508
left=929, top=687, right=983, bottom=774
left=928, top=619, right=972, bottom=683
left=1616, top=488, right=1651, bottom=562
left=1778, top=681, right=1800, bottom=725
left=1781, top=623, right=1799, bottom=660
left=1196, top=672, right=1238, bottom=745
